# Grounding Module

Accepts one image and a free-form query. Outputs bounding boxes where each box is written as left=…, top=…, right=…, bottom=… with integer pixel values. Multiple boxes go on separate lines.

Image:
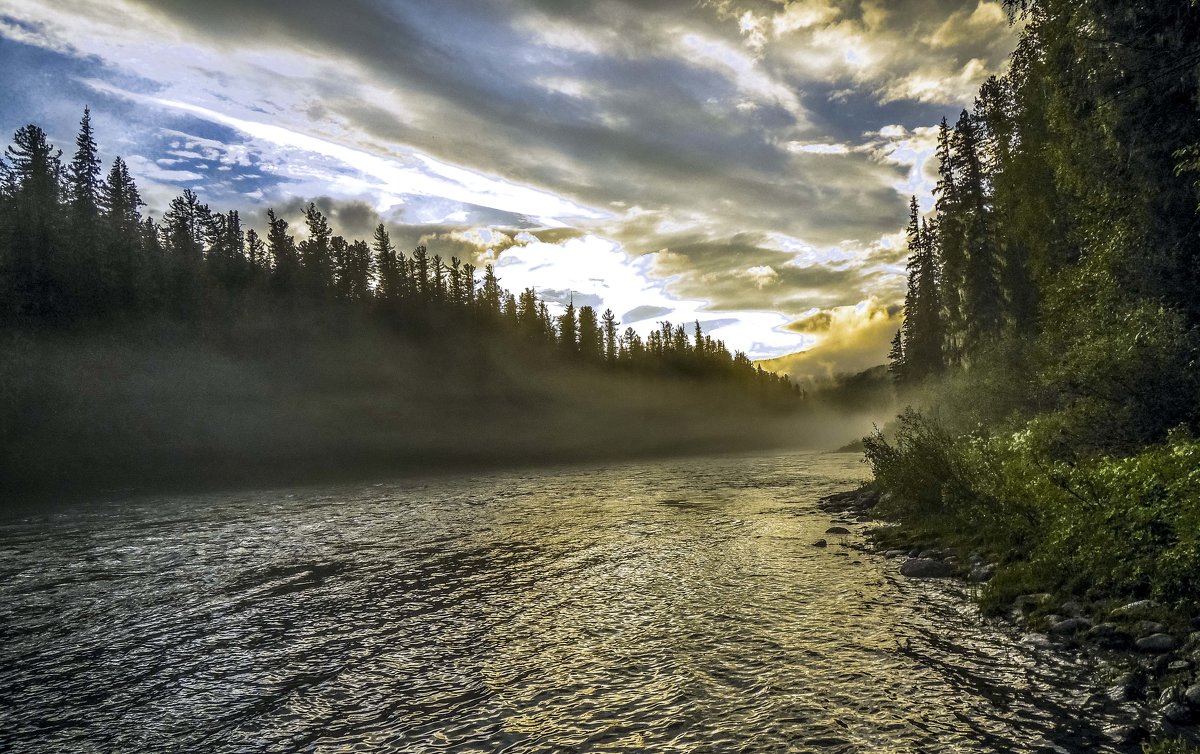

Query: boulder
left=900, top=558, right=955, bottom=578
left=825, top=526, right=851, bottom=535
left=1136, top=633, right=1178, bottom=653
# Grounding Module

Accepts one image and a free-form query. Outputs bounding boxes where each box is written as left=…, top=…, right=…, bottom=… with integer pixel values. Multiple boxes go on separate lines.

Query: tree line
left=0, top=109, right=798, bottom=397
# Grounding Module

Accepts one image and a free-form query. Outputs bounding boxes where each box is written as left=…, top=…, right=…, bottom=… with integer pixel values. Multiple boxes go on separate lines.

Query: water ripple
left=0, top=452, right=1124, bottom=752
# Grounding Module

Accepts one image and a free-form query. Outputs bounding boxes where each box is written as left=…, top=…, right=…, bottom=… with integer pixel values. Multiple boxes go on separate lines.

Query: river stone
left=900, top=558, right=955, bottom=578
left=1167, top=660, right=1191, bottom=673
left=1087, top=623, right=1132, bottom=649
left=825, top=526, right=851, bottom=535
left=1112, top=600, right=1157, bottom=618
left=968, top=565, right=994, bottom=583
left=1058, top=601, right=1086, bottom=618
left=1049, top=617, right=1092, bottom=635
left=1102, top=724, right=1144, bottom=745
left=1186, top=684, right=1200, bottom=706
left=1137, top=633, right=1178, bottom=653
left=885, top=549, right=908, bottom=558
left=917, top=549, right=941, bottom=560
left=1137, top=621, right=1169, bottom=637
left=1163, top=702, right=1192, bottom=723
left=812, top=539, right=828, bottom=548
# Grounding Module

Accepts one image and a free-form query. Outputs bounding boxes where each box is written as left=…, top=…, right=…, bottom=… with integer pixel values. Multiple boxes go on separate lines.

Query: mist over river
left=1, top=452, right=1128, bottom=752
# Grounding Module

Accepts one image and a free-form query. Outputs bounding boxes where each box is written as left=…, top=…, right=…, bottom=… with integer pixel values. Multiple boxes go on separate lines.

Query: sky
left=0, top=0, right=1018, bottom=377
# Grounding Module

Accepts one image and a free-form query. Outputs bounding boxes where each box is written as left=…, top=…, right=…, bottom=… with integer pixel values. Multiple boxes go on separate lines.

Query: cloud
left=759, top=298, right=903, bottom=381
left=0, top=0, right=1020, bottom=369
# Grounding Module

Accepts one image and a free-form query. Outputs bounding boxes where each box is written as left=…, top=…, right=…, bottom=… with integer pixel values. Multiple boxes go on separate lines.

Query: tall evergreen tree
left=67, top=107, right=102, bottom=218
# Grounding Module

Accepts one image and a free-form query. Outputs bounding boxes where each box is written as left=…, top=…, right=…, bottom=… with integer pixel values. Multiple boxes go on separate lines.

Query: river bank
left=818, top=485, right=1200, bottom=751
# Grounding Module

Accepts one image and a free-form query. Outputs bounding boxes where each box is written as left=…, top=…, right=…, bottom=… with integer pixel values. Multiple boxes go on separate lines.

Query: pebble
left=884, top=549, right=908, bottom=558
left=1136, top=633, right=1178, bottom=653
left=1137, top=621, right=1168, bottom=636
left=1167, top=660, right=1191, bottom=673
left=899, top=558, right=955, bottom=578
left=812, top=539, right=827, bottom=548
left=825, top=526, right=851, bottom=535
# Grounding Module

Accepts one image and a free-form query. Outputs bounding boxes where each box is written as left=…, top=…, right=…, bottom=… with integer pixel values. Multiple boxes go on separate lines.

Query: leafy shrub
left=864, top=407, right=974, bottom=518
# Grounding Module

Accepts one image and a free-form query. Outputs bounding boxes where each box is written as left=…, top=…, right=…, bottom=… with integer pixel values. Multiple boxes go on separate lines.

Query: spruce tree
left=67, top=107, right=102, bottom=218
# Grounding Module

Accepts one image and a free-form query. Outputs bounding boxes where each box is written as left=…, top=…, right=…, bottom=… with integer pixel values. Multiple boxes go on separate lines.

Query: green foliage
left=875, top=0, right=1200, bottom=611
left=1143, top=739, right=1200, bottom=754
left=864, top=408, right=974, bottom=518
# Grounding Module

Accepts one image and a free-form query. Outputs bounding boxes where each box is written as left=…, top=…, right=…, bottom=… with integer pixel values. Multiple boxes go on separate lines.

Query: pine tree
left=887, top=328, right=905, bottom=382
left=952, top=109, right=1003, bottom=352
left=2, top=125, right=63, bottom=318
left=67, top=107, right=102, bottom=218
left=266, top=208, right=299, bottom=292
left=372, top=223, right=399, bottom=304
left=578, top=305, right=601, bottom=360
left=559, top=298, right=578, bottom=352
left=602, top=308, right=618, bottom=363
left=299, top=202, right=333, bottom=297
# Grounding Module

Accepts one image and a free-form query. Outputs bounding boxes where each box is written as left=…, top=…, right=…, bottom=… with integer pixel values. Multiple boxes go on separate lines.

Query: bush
left=869, top=407, right=1200, bottom=605
left=864, top=407, right=974, bottom=518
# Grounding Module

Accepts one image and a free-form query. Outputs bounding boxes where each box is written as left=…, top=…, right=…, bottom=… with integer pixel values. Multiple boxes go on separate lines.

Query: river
left=1, top=451, right=1129, bottom=752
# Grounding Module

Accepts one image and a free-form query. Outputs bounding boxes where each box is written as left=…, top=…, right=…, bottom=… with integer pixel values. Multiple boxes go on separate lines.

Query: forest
left=874, top=0, right=1200, bottom=612
left=0, top=110, right=806, bottom=499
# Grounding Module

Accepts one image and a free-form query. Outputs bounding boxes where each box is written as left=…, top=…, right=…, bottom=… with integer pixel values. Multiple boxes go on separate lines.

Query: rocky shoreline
left=818, top=486, right=1200, bottom=750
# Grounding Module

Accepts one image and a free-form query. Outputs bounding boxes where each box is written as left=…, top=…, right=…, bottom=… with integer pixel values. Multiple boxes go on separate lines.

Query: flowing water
left=0, top=452, right=1132, bottom=752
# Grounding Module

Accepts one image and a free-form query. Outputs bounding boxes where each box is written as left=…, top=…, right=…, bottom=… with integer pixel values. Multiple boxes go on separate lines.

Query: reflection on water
left=1, top=452, right=1119, bottom=752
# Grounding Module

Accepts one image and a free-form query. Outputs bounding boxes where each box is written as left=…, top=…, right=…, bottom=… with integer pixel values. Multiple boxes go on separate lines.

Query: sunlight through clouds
left=0, top=0, right=1020, bottom=368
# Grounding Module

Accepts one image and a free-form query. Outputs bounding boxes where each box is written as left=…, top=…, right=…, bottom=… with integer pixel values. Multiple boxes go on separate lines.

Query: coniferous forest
left=873, top=1, right=1200, bottom=614
left=0, top=109, right=805, bottom=499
